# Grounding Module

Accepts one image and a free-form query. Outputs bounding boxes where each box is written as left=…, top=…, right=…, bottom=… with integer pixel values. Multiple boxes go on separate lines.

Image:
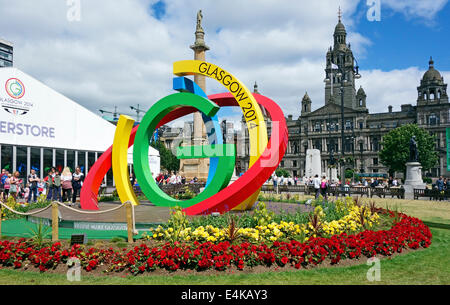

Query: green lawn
left=0, top=198, right=448, bottom=285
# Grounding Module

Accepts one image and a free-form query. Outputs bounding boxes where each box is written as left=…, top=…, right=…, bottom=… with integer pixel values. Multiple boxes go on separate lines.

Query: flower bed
left=0, top=209, right=432, bottom=275
left=147, top=200, right=381, bottom=243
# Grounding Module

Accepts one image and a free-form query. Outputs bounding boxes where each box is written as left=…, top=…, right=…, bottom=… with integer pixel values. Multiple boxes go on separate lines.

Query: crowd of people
left=268, top=173, right=407, bottom=200
left=433, top=176, right=450, bottom=191
left=269, top=174, right=402, bottom=188
left=0, top=166, right=84, bottom=205
left=153, top=171, right=200, bottom=186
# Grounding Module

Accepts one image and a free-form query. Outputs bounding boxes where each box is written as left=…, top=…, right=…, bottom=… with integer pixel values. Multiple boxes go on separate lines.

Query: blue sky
left=353, top=1, right=450, bottom=70
left=1, top=0, right=449, bottom=125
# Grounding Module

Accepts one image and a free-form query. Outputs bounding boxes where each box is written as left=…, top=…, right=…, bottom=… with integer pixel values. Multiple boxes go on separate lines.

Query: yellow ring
left=173, top=60, right=268, bottom=210
left=112, top=115, right=140, bottom=206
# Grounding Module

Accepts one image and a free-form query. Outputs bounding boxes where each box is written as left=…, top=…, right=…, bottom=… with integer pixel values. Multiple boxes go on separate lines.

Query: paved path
left=28, top=201, right=313, bottom=224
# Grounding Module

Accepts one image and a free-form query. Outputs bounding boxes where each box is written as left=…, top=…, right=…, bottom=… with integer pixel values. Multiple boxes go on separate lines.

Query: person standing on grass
left=61, top=167, right=73, bottom=203
left=313, top=174, right=321, bottom=199
left=27, top=169, right=39, bottom=203
left=72, top=167, right=84, bottom=204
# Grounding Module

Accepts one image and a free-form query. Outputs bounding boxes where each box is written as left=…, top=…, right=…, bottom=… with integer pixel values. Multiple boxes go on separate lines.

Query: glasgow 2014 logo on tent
left=5, top=78, right=25, bottom=99
left=1, top=78, right=32, bottom=115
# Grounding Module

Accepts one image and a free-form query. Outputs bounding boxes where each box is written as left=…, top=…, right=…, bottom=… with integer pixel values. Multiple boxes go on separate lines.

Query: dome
left=422, top=57, right=443, bottom=82
left=334, top=21, right=346, bottom=34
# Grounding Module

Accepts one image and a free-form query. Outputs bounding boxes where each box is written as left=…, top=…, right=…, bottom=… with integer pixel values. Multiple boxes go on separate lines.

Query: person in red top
left=155, top=173, right=164, bottom=185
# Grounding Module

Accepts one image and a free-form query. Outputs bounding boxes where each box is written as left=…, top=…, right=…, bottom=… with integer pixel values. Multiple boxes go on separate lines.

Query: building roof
left=422, top=57, right=443, bottom=82
left=357, top=86, right=366, bottom=96
left=302, top=92, right=311, bottom=102
left=0, top=67, right=157, bottom=157
left=0, top=38, right=13, bottom=47
left=334, top=21, right=346, bottom=34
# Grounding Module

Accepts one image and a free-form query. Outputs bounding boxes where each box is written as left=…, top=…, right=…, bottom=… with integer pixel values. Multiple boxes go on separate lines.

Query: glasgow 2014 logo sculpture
left=80, top=60, right=288, bottom=215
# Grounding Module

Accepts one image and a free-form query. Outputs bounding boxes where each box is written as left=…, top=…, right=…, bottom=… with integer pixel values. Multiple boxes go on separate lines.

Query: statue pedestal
left=403, top=162, right=426, bottom=199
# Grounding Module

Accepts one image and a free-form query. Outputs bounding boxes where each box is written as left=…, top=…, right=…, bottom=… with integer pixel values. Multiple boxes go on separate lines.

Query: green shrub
left=253, top=202, right=274, bottom=226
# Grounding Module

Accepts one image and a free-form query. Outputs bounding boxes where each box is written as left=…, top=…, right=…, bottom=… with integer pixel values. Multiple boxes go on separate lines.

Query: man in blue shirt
left=436, top=176, right=445, bottom=191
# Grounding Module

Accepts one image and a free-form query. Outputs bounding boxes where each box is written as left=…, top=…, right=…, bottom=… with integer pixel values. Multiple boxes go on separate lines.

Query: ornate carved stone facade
left=237, top=18, right=450, bottom=179
left=161, top=17, right=450, bottom=180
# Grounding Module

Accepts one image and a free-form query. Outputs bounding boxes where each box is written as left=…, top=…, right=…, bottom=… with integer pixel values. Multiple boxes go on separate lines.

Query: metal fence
left=261, top=184, right=405, bottom=199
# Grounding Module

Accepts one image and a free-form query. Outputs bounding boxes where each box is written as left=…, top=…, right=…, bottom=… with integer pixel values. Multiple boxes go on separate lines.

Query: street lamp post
left=325, top=54, right=361, bottom=188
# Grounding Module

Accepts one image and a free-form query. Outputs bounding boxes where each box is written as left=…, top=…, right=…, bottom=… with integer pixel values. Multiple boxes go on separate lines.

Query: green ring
left=133, top=92, right=236, bottom=208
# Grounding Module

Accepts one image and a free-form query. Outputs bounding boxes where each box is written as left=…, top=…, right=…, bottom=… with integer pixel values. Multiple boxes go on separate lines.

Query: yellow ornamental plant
left=147, top=199, right=381, bottom=243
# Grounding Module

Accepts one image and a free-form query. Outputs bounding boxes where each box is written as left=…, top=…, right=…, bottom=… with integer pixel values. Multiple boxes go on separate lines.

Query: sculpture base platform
left=404, top=162, right=426, bottom=199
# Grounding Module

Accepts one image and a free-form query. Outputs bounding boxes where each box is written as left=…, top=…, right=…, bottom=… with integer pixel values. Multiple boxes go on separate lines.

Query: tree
left=150, top=140, right=180, bottom=173
left=379, top=124, right=438, bottom=175
left=275, top=168, right=291, bottom=178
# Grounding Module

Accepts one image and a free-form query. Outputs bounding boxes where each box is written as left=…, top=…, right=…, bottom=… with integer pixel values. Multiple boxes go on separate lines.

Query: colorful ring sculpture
left=80, top=60, right=288, bottom=215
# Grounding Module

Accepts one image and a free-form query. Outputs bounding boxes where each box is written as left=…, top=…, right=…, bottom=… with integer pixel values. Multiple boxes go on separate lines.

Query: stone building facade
left=236, top=18, right=450, bottom=179
left=161, top=18, right=450, bottom=180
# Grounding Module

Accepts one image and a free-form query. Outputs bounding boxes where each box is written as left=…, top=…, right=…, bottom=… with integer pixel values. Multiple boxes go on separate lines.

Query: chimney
left=288, top=115, right=293, bottom=121
left=388, top=105, right=393, bottom=113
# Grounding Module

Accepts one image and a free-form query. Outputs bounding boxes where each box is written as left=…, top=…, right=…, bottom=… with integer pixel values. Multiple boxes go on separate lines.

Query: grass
left=0, top=196, right=448, bottom=285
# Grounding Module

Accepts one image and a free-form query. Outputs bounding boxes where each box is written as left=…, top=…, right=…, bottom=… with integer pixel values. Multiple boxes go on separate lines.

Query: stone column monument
left=179, top=10, right=210, bottom=181
left=403, top=136, right=426, bottom=199
left=305, top=149, right=322, bottom=179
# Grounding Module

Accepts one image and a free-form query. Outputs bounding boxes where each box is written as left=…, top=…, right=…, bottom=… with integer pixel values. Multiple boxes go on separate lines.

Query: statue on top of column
left=196, top=10, right=203, bottom=32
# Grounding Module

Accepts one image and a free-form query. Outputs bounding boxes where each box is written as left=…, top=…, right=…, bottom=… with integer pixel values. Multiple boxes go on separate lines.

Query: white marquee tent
left=0, top=67, right=160, bottom=181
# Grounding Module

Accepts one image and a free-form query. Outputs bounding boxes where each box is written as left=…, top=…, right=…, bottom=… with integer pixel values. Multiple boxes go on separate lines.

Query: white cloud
left=0, top=0, right=446, bottom=125
left=383, top=0, right=448, bottom=21
left=358, top=67, right=423, bottom=113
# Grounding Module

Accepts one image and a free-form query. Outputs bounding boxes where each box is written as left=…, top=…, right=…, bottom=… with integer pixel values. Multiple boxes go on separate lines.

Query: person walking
left=313, top=174, right=321, bottom=199
left=27, top=169, right=39, bottom=203
left=320, top=176, right=328, bottom=200
left=72, top=167, right=84, bottom=204
left=61, top=167, right=73, bottom=203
